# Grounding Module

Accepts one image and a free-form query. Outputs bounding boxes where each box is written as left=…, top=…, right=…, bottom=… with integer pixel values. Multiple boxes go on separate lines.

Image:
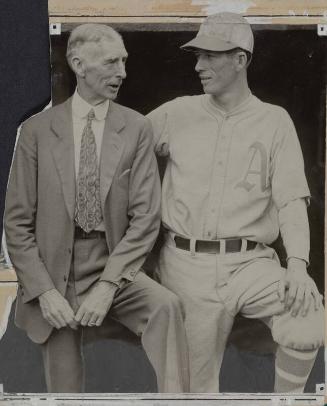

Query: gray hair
left=66, top=23, right=123, bottom=68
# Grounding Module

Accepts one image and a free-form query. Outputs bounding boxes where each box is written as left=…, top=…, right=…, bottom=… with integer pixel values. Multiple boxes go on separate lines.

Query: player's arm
left=277, top=198, right=321, bottom=317
left=271, top=109, right=322, bottom=317
left=147, top=103, right=170, bottom=156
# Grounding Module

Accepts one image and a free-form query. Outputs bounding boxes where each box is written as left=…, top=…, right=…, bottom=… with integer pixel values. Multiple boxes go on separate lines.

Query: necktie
left=75, top=109, right=102, bottom=232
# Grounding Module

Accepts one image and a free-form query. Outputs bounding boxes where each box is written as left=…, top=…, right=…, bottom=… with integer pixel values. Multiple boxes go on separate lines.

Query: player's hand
left=278, top=258, right=322, bottom=317
left=74, top=281, right=118, bottom=327
left=39, top=288, right=78, bottom=330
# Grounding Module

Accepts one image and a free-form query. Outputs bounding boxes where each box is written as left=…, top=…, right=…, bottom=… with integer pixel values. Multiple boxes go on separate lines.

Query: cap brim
left=181, top=35, right=238, bottom=52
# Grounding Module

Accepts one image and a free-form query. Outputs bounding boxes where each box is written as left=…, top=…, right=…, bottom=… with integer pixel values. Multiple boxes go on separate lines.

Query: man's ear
left=235, top=51, right=248, bottom=72
left=70, top=55, right=86, bottom=78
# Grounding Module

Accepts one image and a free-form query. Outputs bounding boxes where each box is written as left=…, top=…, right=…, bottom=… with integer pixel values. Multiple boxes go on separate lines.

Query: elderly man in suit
left=4, top=24, right=189, bottom=393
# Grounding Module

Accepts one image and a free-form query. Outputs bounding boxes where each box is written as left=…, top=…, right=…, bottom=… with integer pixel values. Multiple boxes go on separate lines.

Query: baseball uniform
left=148, top=93, right=324, bottom=392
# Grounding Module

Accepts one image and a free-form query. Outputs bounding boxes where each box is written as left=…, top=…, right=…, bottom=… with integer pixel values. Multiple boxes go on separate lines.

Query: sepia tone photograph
left=0, top=1, right=326, bottom=405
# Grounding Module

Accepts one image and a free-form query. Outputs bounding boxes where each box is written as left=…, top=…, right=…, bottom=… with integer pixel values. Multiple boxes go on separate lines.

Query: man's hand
left=39, top=289, right=78, bottom=330
left=75, top=281, right=118, bottom=327
left=278, top=258, right=322, bottom=317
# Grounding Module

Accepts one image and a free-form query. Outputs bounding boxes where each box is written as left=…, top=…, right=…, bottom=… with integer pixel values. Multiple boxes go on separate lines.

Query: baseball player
left=148, top=12, right=324, bottom=393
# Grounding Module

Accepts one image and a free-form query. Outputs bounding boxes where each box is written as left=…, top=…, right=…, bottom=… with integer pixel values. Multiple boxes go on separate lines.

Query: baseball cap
left=181, top=12, right=254, bottom=53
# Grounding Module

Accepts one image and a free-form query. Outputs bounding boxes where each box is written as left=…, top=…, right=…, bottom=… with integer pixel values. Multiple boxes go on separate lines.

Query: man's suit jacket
left=4, top=97, right=161, bottom=344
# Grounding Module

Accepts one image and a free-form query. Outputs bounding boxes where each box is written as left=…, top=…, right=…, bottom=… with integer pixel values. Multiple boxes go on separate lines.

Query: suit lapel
left=100, top=101, right=125, bottom=210
left=50, top=98, right=76, bottom=221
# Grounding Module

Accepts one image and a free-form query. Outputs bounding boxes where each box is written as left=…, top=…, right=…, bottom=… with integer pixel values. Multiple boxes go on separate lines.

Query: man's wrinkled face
left=194, top=49, right=237, bottom=97
left=78, top=37, right=128, bottom=104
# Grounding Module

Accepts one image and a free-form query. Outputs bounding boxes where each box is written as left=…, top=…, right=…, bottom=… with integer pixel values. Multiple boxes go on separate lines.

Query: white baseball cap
left=181, top=12, right=254, bottom=53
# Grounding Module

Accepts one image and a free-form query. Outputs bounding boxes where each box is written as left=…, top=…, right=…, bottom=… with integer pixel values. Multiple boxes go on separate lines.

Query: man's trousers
left=40, top=236, right=190, bottom=393
left=157, top=234, right=324, bottom=392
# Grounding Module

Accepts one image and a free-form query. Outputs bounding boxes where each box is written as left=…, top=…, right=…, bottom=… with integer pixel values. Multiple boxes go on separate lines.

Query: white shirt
left=72, top=89, right=109, bottom=231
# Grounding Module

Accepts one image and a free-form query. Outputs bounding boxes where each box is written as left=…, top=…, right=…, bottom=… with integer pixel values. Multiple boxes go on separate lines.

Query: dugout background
left=0, top=1, right=325, bottom=393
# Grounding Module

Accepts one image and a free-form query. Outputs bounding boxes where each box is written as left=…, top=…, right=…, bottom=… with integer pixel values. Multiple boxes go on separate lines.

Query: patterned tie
left=75, top=109, right=103, bottom=233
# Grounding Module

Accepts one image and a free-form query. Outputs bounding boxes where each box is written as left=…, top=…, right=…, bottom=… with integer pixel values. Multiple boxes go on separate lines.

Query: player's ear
left=234, top=50, right=248, bottom=72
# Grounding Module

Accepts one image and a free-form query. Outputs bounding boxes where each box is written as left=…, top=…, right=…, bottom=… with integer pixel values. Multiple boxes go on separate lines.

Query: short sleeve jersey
left=147, top=93, right=310, bottom=244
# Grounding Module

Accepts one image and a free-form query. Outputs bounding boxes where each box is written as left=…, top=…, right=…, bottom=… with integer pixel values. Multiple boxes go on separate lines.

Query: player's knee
left=272, top=306, right=324, bottom=350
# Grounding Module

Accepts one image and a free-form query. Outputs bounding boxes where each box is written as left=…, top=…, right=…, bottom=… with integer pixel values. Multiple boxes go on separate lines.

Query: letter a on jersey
left=236, top=141, right=269, bottom=192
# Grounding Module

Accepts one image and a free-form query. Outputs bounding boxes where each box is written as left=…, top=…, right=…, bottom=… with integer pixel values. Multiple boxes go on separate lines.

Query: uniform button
left=68, top=248, right=72, bottom=254
left=64, top=275, right=67, bottom=282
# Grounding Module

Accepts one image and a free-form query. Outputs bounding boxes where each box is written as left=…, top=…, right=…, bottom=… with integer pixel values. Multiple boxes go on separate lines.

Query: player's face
left=78, top=37, right=128, bottom=104
left=194, top=50, right=237, bottom=97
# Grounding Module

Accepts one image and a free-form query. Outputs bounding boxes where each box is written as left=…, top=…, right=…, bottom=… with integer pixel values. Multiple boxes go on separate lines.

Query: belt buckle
left=195, top=239, right=220, bottom=254
left=225, top=239, right=242, bottom=253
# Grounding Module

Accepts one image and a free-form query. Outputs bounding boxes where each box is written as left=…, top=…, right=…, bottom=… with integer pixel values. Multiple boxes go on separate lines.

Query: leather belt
left=75, top=226, right=106, bottom=240
left=174, top=236, right=257, bottom=254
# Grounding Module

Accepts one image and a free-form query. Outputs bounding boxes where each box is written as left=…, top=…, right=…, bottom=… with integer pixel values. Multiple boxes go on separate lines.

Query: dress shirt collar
left=72, top=88, right=110, bottom=121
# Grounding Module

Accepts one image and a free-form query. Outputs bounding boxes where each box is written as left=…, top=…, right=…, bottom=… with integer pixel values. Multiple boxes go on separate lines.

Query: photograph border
left=0, top=1, right=326, bottom=404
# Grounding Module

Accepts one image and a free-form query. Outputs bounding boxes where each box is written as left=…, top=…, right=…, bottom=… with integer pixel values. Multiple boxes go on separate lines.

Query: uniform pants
left=40, top=237, right=190, bottom=393
left=158, top=235, right=324, bottom=392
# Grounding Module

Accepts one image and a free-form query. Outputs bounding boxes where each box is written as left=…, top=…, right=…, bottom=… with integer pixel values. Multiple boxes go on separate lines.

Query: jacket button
left=68, top=248, right=72, bottom=254
left=64, top=276, right=67, bottom=282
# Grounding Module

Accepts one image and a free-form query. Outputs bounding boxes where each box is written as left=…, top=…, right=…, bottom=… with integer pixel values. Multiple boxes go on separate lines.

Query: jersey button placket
left=207, top=118, right=227, bottom=239
left=215, top=117, right=230, bottom=237
left=204, top=117, right=222, bottom=239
